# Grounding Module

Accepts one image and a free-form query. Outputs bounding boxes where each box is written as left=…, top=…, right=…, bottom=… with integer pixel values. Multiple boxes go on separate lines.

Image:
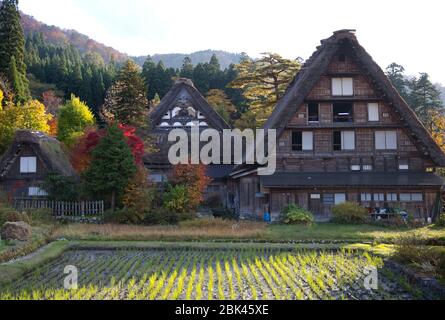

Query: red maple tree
left=70, top=124, right=144, bottom=173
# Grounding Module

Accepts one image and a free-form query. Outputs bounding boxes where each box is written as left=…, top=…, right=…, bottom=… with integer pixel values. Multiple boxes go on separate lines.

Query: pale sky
left=19, top=0, right=445, bottom=84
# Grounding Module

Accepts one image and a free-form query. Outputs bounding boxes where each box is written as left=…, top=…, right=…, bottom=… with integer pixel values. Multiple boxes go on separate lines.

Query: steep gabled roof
left=264, top=29, right=445, bottom=167
left=150, top=78, right=231, bottom=131
left=0, top=130, right=76, bottom=178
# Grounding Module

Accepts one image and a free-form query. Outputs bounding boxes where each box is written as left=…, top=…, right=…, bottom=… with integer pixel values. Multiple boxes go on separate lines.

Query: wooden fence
left=12, top=198, right=105, bottom=217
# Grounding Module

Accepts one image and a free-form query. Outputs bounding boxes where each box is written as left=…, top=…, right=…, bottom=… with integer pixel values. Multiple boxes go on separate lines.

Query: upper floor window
left=333, top=131, right=355, bottom=151
left=332, top=78, right=354, bottom=96
left=375, top=131, right=397, bottom=150
left=333, top=102, right=353, bottom=123
left=20, top=157, right=36, bottom=173
left=308, top=103, right=319, bottom=122
left=292, top=131, right=313, bottom=151
left=368, top=103, right=379, bottom=122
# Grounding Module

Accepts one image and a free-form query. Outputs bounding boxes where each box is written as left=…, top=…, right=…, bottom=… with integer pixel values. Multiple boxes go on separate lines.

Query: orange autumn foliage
left=170, top=164, right=212, bottom=210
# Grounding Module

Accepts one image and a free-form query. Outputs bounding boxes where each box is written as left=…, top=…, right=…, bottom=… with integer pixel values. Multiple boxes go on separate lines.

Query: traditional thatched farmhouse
left=229, top=30, right=445, bottom=221
left=0, top=130, right=76, bottom=199
left=145, top=78, right=234, bottom=206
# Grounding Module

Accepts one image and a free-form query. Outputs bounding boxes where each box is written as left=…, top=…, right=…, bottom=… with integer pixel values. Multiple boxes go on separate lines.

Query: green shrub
left=26, top=208, right=54, bottom=225
left=437, top=213, right=445, bottom=227
left=331, top=202, right=368, bottom=224
left=144, top=208, right=195, bottom=225
left=163, top=185, right=189, bottom=213
left=212, top=208, right=238, bottom=220
left=281, top=204, right=314, bottom=226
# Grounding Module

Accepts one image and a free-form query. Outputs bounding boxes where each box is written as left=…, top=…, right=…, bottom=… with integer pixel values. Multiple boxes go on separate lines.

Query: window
left=335, top=194, right=346, bottom=204
left=292, top=132, right=313, bottom=151
left=351, top=165, right=361, bottom=171
left=333, top=102, right=354, bottom=122
left=323, top=194, right=335, bottom=205
left=374, top=193, right=385, bottom=202
left=162, top=112, right=170, bottom=119
left=310, top=194, right=321, bottom=200
left=28, top=187, right=48, bottom=197
left=361, top=193, right=372, bottom=201
left=308, top=103, right=319, bottom=122
left=400, top=193, right=423, bottom=202
left=399, top=160, right=409, bottom=170
left=332, top=78, right=354, bottom=96
left=333, top=131, right=355, bottom=151
left=362, top=165, right=373, bottom=171
left=20, top=157, right=37, bottom=173
left=375, top=131, right=397, bottom=150
left=368, top=103, right=379, bottom=122
left=387, top=193, right=398, bottom=202
left=292, top=132, right=302, bottom=151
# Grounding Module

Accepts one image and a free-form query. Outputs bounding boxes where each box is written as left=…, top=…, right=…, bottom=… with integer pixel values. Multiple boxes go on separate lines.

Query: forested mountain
left=20, top=11, right=243, bottom=69
left=132, top=50, right=244, bottom=70
left=21, top=12, right=128, bottom=64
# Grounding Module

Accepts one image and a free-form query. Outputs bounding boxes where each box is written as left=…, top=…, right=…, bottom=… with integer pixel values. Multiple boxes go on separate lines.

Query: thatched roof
left=150, top=78, right=231, bottom=131
left=0, top=130, right=76, bottom=178
left=145, top=78, right=231, bottom=168
left=264, top=29, right=445, bottom=167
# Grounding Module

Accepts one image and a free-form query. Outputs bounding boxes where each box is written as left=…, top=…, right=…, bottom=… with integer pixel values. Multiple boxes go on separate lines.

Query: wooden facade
left=231, top=30, right=445, bottom=221
left=0, top=130, right=76, bottom=200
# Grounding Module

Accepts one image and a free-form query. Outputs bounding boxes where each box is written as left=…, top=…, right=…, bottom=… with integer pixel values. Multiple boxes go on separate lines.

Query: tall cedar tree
left=408, top=73, right=443, bottom=122
left=0, top=0, right=30, bottom=102
left=102, top=60, right=148, bottom=127
left=230, top=53, right=301, bottom=129
left=84, top=124, right=137, bottom=211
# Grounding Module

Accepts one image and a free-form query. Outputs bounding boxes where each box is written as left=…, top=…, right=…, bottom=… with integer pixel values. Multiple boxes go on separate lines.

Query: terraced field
left=0, top=248, right=431, bottom=300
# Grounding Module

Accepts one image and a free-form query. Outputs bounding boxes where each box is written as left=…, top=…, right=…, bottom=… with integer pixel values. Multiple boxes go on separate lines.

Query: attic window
left=20, top=157, right=37, bottom=173
left=332, top=78, right=354, bottom=96
left=333, top=102, right=353, bottom=123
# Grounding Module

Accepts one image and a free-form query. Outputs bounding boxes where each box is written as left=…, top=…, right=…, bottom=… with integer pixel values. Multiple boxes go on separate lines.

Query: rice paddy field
left=0, top=247, right=434, bottom=300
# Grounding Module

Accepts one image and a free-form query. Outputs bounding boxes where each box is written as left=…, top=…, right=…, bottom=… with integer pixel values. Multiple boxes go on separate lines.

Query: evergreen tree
left=206, top=89, right=236, bottom=125
left=84, top=124, right=137, bottom=211
left=180, top=57, right=194, bottom=79
left=386, top=63, right=409, bottom=102
left=408, top=73, right=443, bottom=120
left=230, top=53, right=301, bottom=128
left=0, top=0, right=30, bottom=102
left=103, top=60, right=148, bottom=127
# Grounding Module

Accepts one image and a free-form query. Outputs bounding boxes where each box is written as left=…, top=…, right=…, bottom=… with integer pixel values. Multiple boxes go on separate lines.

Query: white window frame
left=351, top=165, right=361, bottom=171
left=335, top=193, right=346, bottom=204
left=332, top=78, right=354, bottom=96
left=310, top=194, right=321, bottom=200
left=341, top=131, right=355, bottom=150
left=361, top=193, right=372, bottom=202
left=374, top=193, right=385, bottom=202
left=362, top=165, right=373, bottom=171
left=302, top=132, right=314, bottom=151
left=20, top=157, right=37, bottom=173
left=387, top=193, right=398, bottom=202
left=368, top=103, right=379, bottom=122
left=375, top=131, right=397, bottom=150
left=28, top=187, right=48, bottom=197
